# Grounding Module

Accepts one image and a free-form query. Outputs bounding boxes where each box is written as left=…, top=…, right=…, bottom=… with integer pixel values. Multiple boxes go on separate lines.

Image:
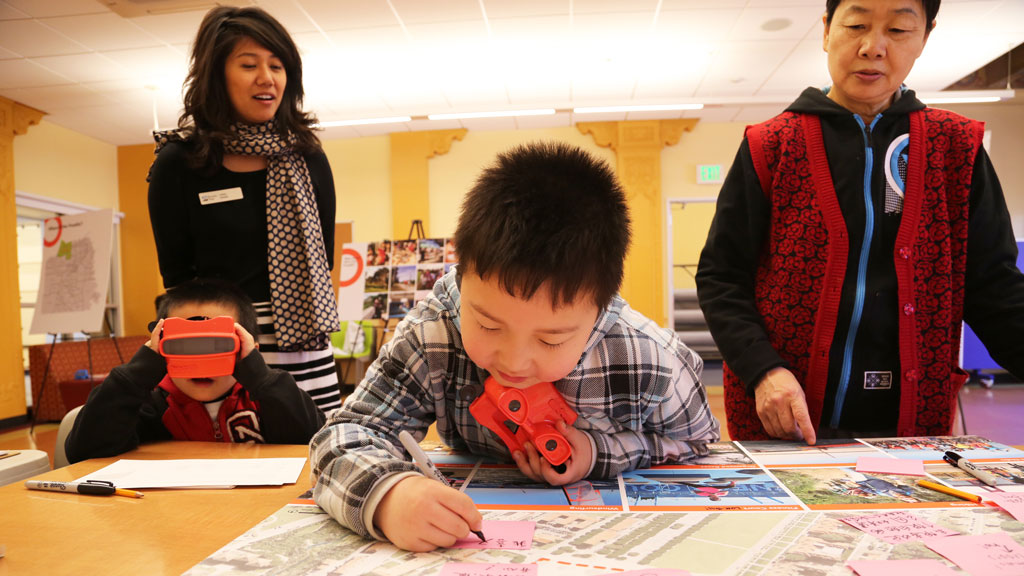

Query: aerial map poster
left=29, top=208, right=113, bottom=335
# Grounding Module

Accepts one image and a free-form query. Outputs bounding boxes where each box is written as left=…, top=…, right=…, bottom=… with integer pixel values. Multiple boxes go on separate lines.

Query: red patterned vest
left=724, top=108, right=984, bottom=439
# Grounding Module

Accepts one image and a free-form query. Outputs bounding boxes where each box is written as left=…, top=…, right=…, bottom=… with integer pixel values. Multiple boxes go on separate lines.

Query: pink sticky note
left=988, top=492, right=1024, bottom=522
left=926, top=532, right=1024, bottom=576
left=840, top=510, right=959, bottom=544
left=451, top=520, right=535, bottom=550
left=440, top=563, right=537, bottom=576
left=847, top=559, right=960, bottom=576
left=593, top=565, right=688, bottom=569
left=856, top=456, right=926, bottom=476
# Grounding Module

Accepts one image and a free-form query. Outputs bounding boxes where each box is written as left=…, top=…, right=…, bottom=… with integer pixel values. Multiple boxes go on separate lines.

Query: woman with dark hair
left=148, top=6, right=342, bottom=412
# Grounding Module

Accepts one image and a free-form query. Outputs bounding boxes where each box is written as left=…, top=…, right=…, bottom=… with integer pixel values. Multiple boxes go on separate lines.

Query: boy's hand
left=373, top=476, right=483, bottom=552
left=145, top=319, right=164, bottom=353
left=234, top=322, right=258, bottom=359
left=512, top=420, right=592, bottom=486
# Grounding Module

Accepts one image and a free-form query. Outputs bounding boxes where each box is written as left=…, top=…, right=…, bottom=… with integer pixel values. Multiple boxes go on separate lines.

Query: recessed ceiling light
left=761, top=18, right=792, bottom=32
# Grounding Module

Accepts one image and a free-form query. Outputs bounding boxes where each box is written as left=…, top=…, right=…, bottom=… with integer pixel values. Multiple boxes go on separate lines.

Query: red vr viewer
left=158, top=316, right=239, bottom=378
left=469, top=376, right=578, bottom=471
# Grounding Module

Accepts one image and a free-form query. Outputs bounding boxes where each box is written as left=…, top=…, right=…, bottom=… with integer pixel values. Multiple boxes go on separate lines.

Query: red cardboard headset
left=469, top=376, right=578, bottom=472
left=158, top=316, right=239, bottom=378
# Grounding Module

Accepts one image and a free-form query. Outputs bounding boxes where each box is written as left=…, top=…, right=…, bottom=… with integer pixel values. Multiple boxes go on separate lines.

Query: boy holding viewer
left=65, top=278, right=326, bottom=464
left=311, top=142, right=720, bottom=552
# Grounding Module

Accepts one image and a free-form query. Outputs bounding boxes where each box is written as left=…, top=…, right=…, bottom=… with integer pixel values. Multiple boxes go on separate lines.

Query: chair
left=53, top=405, right=83, bottom=469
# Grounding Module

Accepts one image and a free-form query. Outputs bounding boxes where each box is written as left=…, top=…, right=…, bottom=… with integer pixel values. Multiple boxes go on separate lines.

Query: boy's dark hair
left=454, top=142, right=631, bottom=309
left=155, top=278, right=258, bottom=337
left=826, top=0, right=940, bottom=33
left=180, top=6, right=320, bottom=170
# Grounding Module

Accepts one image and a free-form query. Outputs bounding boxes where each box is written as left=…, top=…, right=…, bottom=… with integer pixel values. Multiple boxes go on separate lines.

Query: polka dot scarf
left=152, top=122, right=339, bottom=351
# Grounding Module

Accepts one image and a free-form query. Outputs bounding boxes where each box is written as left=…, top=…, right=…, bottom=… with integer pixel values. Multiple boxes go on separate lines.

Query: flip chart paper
left=839, top=510, right=958, bottom=544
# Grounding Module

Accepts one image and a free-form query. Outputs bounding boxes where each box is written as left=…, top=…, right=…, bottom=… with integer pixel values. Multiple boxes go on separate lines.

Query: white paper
left=77, top=457, right=307, bottom=489
left=30, top=208, right=114, bottom=334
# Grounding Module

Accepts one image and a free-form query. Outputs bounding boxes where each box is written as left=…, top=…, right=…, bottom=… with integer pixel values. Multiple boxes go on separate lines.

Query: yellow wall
left=14, top=120, right=118, bottom=210
left=321, top=135, right=391, bottom=242
left=429, top=127, right=617, bottom=238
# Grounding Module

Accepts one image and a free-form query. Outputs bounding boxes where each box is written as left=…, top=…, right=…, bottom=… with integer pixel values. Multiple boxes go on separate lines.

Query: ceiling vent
left=97, top=0, right=254, bottom=18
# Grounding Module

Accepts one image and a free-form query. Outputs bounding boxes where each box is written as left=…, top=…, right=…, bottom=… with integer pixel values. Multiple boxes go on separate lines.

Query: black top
left=147, top=141, right=336, bottom=303
left=697, top=87, right=1024, bottom=433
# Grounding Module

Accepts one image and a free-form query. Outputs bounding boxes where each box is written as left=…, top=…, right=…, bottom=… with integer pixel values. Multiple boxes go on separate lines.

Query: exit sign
left=696, top=164, right=724, bottom=184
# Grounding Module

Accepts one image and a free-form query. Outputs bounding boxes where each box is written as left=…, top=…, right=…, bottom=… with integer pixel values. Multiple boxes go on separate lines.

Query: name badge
left=198, top=187, right=244, bottom=205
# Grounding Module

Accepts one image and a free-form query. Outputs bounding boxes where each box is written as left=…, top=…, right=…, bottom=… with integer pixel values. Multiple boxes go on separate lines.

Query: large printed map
left=185, top=436, right=1024, bottom=575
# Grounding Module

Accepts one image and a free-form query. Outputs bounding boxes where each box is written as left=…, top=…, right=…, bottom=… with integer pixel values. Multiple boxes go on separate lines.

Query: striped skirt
left=254, top=302, right=342, bottom=413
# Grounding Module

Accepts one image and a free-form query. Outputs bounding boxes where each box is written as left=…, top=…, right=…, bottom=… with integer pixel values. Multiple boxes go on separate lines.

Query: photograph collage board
left=337, top=238, right=457, bottom=322
left=415, top=436, right=1024, bottom=513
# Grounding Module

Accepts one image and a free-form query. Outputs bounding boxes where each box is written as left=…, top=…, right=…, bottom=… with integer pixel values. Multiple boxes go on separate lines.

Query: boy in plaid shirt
left=311, top=142, right=720, bottom=551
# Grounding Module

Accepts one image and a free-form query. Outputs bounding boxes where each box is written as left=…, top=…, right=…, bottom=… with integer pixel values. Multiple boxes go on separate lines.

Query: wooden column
left=577, top=119, right=698, bottom=327
left=389, top=129, right=466, bottom=238
left=0, top=96, right=44, bottom=421
left=117, top=143, right=163, bottom=336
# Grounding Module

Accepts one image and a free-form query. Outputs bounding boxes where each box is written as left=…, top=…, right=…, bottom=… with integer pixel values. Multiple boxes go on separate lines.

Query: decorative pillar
left=577, top=119, right=698, bottom=327
left=389, top=129, right=466, bottom=238
left=117, top=143, right=163, bottom=337
left=0, top=96, right=44, bottom=421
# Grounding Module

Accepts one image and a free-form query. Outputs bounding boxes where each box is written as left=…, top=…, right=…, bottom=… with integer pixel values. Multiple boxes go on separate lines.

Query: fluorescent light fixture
left=919, top=96, right=1002, bottom=105
left=574, top=103, right=704, bottom=114
left=916, top=89, right=1014, bottom=106
left=317, top=116, right=412, bottom=127
left=427, top=109, right=555, bottom=120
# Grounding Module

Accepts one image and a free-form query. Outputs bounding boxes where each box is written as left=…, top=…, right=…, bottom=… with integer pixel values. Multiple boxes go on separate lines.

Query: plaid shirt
left=311, top=269, right=720, bottom=537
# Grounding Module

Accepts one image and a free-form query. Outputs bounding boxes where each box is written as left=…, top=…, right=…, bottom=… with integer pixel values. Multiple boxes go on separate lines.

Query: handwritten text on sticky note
left=988, top=492, right=1024, bottom=522
left=847, top=558, right=960, bottom=576
left=451, top=520, right=535, bottom=550
left=440, top=563, right=537, bottom=576
left=840, top=510, right=958, bottom=544
left=926, top=532, right=1024, bottom=576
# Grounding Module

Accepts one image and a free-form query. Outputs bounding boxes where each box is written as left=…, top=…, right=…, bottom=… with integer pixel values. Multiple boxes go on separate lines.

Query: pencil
left=114, top=488, right=145, bottom=499
left=917, top=479, right=982, bottom=503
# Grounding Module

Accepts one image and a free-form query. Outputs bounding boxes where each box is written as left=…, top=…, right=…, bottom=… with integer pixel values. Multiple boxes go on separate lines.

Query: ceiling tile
left=0, top=19, right=87, bottom=57
left=758, top=38, right=829, bottom=96
left=0, top=2, right=29, bottom=20
left=130, top=10, right=207, bottom=45
left=390, top=0, right=480, bottom=25
left=482, top=0, right=569, bottom=19
left=31, top=52, right=133, bottom=84
left=100, top=45, right=189, bottom=89
left=0, top=59, right=70, bottom=89
left=3, top=0, right=106, bottom=18
left=3, top=83, right=116, bottom=112
left=572, top=0, right=659, bottom=15
left=731, top=103, right=788, bottom=124
left=695, top=40, right=792, bottom=98
left=729, top=5, right=823, bottom=41
left=296, top=0, right=397, bottom=30
left=513, top=111, right=572, bottom=130
left=45, top=12, right=164, bottom=51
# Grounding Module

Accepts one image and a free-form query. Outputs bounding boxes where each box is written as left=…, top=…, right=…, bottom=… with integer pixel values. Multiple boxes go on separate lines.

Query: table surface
left=0, top=441, right=311, bottom=576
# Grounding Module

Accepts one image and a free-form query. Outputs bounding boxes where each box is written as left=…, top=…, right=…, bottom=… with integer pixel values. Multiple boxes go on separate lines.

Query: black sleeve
left=148, top=143, right=196, bottom=289
left=308, top=149, right=337, bottom=267
left=64, top=346, right=173, bottom=464
left=695, top=139, right=788, bottom=393
left=962, top=147, right=1024, bottom=380
left=233, top=350, right=327, bottom=444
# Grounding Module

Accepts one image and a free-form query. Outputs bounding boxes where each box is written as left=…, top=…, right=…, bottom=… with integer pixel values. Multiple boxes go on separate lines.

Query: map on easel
left=337, top=238, right=457, bottom=321
left=30, top=209, right=113, bottom=335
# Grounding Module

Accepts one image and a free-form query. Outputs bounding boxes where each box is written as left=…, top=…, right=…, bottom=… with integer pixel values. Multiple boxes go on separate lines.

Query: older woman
left=148, top=6, right=341, bottom=412
left=697, top=0, right=1024, bottom=442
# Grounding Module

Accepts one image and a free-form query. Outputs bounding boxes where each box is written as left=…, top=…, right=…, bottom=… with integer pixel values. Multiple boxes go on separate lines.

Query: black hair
left=826, top=0, right=940, bottom=33
left=453, top=141, right=631, bottom=310
left=179, top=6, right=320, bottom=171
left=155, top=278, right=258, bottom=338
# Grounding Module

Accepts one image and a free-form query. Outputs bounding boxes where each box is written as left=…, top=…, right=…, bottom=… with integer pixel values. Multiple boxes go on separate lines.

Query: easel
left=407, top=219, right=425, bottom=241
left=30, top=308, right=123, bottom=433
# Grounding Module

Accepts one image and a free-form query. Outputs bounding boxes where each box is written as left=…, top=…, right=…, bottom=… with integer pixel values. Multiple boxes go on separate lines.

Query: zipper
left=830, top=113, right=882, bottom=429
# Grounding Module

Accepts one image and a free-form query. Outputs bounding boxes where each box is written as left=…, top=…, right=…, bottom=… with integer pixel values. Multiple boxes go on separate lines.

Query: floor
left=1, top=364, right=1020, bottom=471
